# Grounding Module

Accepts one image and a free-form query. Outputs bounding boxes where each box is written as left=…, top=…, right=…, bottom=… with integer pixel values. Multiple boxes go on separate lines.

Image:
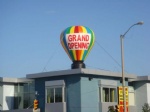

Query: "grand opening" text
left=66, top=33, right=91, bottom=50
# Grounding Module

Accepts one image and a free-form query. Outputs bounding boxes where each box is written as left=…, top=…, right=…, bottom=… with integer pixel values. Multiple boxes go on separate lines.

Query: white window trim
left=46, top=86, right=65, bottom=103
left=100, top=86, right=117, bottom=103
left=99, top=79, right=117, bottom=103
left=45, top=80, right=65, bottom=104
left=128, top=86, right=135, bottom=106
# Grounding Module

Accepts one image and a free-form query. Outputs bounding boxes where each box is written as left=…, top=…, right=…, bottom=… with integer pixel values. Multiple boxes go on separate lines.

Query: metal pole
left=120, top=35, right=126, bottom=112
left=120, top=21, right=143, bottom=112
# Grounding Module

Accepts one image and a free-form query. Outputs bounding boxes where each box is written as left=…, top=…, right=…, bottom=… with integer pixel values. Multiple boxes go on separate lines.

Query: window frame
left=45, top=85, right=65, bottom=104
left=128, top=86, right=135, bottom=106
left=100, top=86, right=117, bottom=103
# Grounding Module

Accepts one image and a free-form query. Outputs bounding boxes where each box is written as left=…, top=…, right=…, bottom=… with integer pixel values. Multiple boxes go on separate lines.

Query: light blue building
left=0, top=68, right=149, bottom=112
left=26, top=68, right=150, bottom=112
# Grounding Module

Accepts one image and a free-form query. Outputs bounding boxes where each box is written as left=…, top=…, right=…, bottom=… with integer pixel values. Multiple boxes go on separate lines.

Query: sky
left=0, top=0, right=150, bottom=78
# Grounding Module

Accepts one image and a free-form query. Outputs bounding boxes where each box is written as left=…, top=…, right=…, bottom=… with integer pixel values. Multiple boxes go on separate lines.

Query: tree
left=142, top=103, right=150, bottom=112
left=108, top=106, right=115, bottom=112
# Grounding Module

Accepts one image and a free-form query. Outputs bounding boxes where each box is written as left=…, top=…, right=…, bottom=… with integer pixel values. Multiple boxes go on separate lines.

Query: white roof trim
left=0, top=77, right=34, bottom=83
left=26, top=68, right=137, bottom=79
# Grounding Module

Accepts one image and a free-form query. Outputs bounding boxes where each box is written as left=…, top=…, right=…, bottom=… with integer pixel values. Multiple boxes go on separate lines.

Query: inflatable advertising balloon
left=60, top=26, right=95, bottom=69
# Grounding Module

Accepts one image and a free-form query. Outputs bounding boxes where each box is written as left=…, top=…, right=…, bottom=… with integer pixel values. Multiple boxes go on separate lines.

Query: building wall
left=80, top=75, right=122, bottom=112
left=45, top=80, right=66, bottom=112
left=147, top=83, right=150, bottom=105
left=0, top=83, right=3, bottom=110
left=99, top=78, right=118, bottom=112
left=3, top=84, right=15, bottom=110
left=35, top=75, right=70, bottom=112
left=66, top=75, right=81, bottom=112
left=34, top=73, right=132, bottom=112
left=35, top=78, right=46, bottom=112
left=129, top=106, right=136, bottom=112
left=134, top=82, right=147, bottom=112
left=45, top=103, right=66, bottom=112
left=128, top=86, right=136, bottom=112
left=80, top=77, right=99, bottom=112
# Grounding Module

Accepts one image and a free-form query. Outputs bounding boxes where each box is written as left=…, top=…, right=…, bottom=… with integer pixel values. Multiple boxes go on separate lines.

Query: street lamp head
left=122, top=21, right=144, bottom=37
left=136, top=21, right=144, bottom=25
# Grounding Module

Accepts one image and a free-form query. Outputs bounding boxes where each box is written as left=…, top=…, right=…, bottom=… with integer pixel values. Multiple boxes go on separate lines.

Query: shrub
left=142, top=103, right=150, bottom=112
left=108, top=106, right=115, bottom=112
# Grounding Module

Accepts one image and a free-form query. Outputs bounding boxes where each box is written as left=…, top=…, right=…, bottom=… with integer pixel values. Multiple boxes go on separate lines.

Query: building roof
left=0, top=77, right=34, bottom=83
left=129, top=75, right=150, bottom=82
left=26, top=68, right=137, bottom=79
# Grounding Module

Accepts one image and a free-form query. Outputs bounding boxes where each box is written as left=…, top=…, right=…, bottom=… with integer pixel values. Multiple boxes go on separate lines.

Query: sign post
left=118, top=86, right=129, bottom=112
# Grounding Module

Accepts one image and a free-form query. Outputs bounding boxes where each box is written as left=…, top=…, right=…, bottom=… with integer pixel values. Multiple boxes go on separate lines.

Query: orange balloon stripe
left=79, top=50, right=84, bottom=60
left=76, top=50, right=82, bottom=60
left=78, top=26, right=83, bottom=33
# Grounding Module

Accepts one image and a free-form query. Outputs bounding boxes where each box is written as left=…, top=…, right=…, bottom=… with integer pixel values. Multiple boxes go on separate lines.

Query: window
left=129, top=92, right=135, bottom=105
left=45, top=80, right=65, bottom=104
left=55, top=88, right=62, bottom=102
left=14, top=81, right=35, bottom=109
left=103, top=88, right=109, bottom=102
left=46, top=87, right=63, bottom=103
left=101, top=87, right=117, bottom=102
left=128, top=86, right=135, bottom=105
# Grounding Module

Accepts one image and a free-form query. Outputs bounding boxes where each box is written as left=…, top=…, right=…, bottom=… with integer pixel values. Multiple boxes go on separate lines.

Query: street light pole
left=120, top=21, right=143, bottom=112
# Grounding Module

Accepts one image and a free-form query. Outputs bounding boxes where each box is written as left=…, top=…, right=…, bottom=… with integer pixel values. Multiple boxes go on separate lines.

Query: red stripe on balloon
left=74, top=26, right=79, bottom=33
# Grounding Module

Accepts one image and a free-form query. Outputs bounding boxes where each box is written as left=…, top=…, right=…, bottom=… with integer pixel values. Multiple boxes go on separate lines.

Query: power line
left=95, top=41, right=121, bottom=68
left=42, top=45, right=60, bottom=72
left=95, top=41, right=129, bottom=73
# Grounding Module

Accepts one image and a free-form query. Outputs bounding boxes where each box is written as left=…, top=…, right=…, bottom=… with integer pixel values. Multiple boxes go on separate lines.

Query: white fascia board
left=129, top=76, right=150, bottom=82
left=26, top=68, right=137, bottom=79
left=0, top=77, right=17, bottom=83
left=26, top=69, right=82, bottom=79
left=81, top=69, right=137, bottom=78
left=0, top=77, right=34, bottom=83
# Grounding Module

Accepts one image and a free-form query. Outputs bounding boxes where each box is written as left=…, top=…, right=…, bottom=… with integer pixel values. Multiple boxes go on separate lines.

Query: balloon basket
left=71, top=61, right=86, bottom=69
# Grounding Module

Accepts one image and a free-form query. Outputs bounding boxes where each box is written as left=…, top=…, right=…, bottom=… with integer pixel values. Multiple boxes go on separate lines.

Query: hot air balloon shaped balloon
left=60, top=26, right=95, bottom=69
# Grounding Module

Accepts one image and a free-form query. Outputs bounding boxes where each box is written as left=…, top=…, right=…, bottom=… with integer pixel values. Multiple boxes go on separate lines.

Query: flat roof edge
left=0, top=77, right=34, bottom=83
left=81, top=69, right=137, bottom=78
left=0, top=77, right=17, bottom=83
left=26, top=68, right=137, bottom=79
left=26, top=69, right=82, bottom=79
left=129, top=76, right=150, bottom=82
